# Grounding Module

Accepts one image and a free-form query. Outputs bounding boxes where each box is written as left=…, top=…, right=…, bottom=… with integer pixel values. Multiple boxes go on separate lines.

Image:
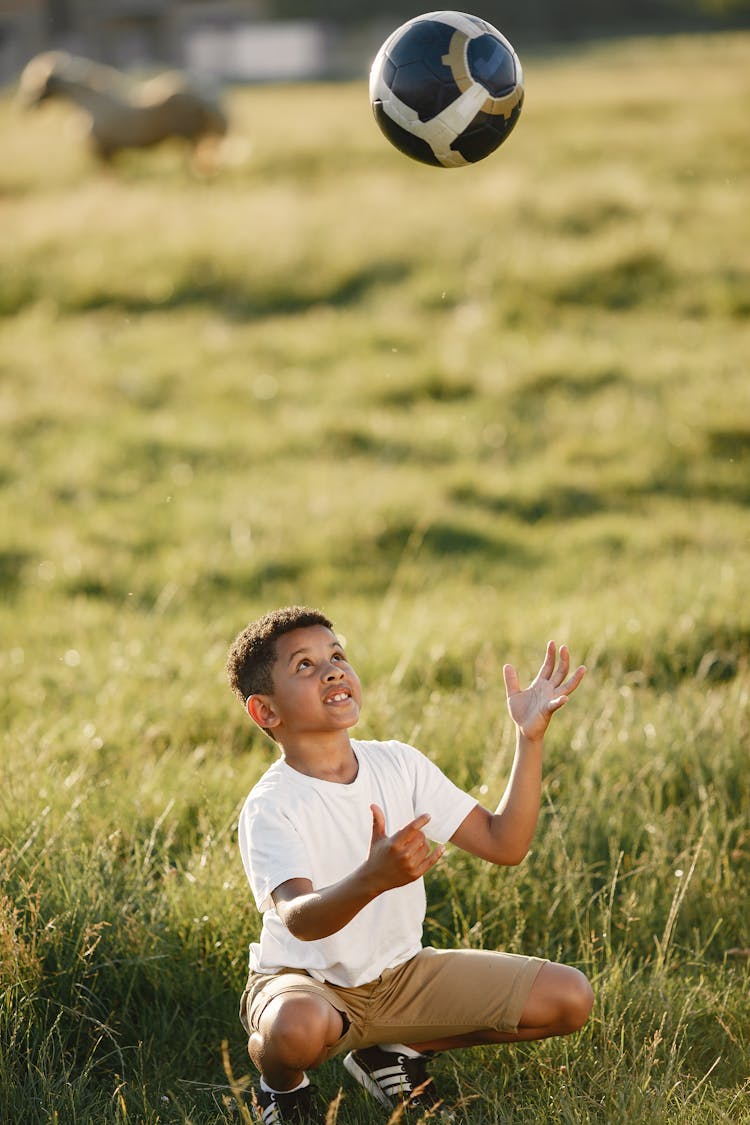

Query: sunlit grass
left=1, top=30, right=749, bottom=1123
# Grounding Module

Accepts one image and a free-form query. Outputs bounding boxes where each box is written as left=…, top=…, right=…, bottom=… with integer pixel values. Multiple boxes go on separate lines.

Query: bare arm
left=451, top=641, right=585, bottom=866
left=271, top=806, right=445, bottom=940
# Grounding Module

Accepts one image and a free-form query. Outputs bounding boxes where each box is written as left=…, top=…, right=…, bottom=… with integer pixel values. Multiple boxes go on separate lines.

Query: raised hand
left=503, top=641, right=586, bottom=742
left=366, top=804, right=445, bottom=893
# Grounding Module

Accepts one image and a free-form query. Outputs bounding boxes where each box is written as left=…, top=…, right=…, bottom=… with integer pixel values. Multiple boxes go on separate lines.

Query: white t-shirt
left=238, top=738, right=477, bottom=987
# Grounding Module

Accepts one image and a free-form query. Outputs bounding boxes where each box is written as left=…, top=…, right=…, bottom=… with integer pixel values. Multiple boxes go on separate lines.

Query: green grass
left=1, top=30, right=749, bottom=1123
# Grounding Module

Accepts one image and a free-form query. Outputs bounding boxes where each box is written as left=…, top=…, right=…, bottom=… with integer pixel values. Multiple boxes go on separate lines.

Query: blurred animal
left=17, top=51, right=228, bottom=172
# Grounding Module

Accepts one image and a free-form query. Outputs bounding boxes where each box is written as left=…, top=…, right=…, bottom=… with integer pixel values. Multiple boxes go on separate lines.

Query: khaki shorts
left=240, top=946, right=547, bottom=1061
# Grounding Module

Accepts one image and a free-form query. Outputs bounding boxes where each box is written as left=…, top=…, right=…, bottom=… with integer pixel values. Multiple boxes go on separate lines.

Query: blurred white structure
left=184, top=19, right=327, bottom=82
left=0, top=1, right=385, bottom=86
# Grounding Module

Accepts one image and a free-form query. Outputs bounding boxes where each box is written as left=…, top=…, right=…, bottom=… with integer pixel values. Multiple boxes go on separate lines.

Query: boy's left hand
left=503, top=641, right=586, bottom=742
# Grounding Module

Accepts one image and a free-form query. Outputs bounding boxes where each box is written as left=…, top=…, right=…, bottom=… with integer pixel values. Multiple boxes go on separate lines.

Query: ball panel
left=419, top=11, right=495, bottom=38
left=441, top=28, right=471, bottom=95
left=376, top=89, right=467, bottom=167
left=467, top=33, right=517, bottom=96
left=482, top=86, right=525, bottom=119
left=372, top=100, right=444, bottom=166
left=384, top=20, right=461, bottom=120
left=450, top=122, right=503, bottom=163
left=385, top=19, right=453, bottom=67
left=449, top=100, right=523, bottom=163
left=391, top=60, right=459, bottom=121
left=381, top=55, right=398, bottom=88
left=371, top=101, right=445, bottom=165
left=434, top=81, right=490, bottom=137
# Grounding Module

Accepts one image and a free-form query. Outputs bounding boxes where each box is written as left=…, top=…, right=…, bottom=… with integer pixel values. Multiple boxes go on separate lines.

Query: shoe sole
left=343, top=1052, right=394, bottom=1110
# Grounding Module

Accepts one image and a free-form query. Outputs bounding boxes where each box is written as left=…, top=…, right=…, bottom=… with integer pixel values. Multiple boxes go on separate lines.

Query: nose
left=322, top=660, right=344, bottom=681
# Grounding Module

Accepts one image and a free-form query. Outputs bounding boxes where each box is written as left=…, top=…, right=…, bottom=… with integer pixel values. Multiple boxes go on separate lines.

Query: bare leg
left=191, top=133, right=223, bottom=176
left=248, top=991, right=344, bottom=1091
left=406, top=962, right=594, bottom=1053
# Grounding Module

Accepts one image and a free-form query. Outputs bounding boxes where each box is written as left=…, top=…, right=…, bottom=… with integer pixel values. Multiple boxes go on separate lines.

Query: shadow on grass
left=378, top=374, right=476, bottom=408
left=453, top=447, right=750, bottom=522
left=549, top=249, right=674, bottom=310
left=616, top=623, right=750, bottom=686
left=324, top=425, right=452, bottom=464
left=452, top=482, right=608, bottom=523
left=0, top=549, right=32, bottom=597
left=513, top=366, right=626, bottom=402
left=374, top=518, right=531, bottom=565
left=706, top=424, right=750, bottom=460
left=0, top=259, right=411, bottom=320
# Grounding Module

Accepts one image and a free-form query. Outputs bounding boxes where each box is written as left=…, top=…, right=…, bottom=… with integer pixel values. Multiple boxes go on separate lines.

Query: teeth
left=327, top=692, right=349, bottom=703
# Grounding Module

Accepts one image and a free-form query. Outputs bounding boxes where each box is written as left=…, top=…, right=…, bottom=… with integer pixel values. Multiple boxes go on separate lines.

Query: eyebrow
left=286, top=641, right=344, bottom=665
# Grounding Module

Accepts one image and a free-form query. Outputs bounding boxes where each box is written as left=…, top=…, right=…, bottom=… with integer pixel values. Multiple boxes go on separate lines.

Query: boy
left=227, top=606, right=593, bottom=1124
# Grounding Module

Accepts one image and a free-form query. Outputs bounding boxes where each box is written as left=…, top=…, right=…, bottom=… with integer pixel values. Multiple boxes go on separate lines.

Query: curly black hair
left=226, top=605, right=334, bottom=708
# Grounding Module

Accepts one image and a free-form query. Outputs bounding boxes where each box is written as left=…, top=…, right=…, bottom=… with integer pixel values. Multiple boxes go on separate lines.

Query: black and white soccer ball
left=370, top=10, right=524, bottom=168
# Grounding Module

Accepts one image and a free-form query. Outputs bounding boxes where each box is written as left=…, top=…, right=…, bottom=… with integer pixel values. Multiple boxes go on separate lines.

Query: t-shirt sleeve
left=238, top=792, right=313, bottom=913
left=397, top=741, right=478, bottom=843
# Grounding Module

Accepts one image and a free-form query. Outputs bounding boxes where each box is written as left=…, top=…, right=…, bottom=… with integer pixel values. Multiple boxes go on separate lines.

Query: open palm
left=503, top=641, right=586, bottom=742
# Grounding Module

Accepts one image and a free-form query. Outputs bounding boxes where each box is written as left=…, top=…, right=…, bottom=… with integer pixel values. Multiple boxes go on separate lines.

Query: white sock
left=260, top=1074, right=310, bottom=1095
left=379, top=1043, right=423, bottom=1058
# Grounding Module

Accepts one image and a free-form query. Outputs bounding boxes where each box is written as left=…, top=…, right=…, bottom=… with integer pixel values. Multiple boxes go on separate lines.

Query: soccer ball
left=369, top=10, right=524, bottom=168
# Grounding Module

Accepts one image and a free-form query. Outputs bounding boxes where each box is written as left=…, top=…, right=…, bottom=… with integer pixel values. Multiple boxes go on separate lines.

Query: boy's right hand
left=271, top=805, right=445, bottom=940
left=366, top=804, right=445, bottom=892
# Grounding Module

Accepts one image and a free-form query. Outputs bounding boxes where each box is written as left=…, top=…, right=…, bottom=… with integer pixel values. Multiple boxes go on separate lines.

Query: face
left=249, top=624, right=362, bottom=738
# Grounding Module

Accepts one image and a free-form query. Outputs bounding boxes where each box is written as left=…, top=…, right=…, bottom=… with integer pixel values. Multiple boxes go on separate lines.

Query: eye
left=296, top=658, right=312, bottom=671
left=332, top=651, right=347, bottom=662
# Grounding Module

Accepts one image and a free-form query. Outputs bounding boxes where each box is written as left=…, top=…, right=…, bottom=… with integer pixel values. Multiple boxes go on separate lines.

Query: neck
left=53, top=76, right=123, bottom=114
left=279, top=731, right=358, bottom=783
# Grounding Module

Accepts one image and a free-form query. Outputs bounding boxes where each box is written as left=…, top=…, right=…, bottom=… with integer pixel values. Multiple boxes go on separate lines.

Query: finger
left=552, top=644, right=570, bottom=687
left=394, top=813, right=431, bottom=843
left=408, top=832, right=432, bottom=859
left=421, top=843, right=445, bottom=874
left=562, top=665, right=587, bottom=694
left=539, top=640, right=556, bottom=681
left=503, top=663, right=520, bottom=697
left=400, top=840, right=429, bottom=869
left=370, top=804, right=386, bottom=840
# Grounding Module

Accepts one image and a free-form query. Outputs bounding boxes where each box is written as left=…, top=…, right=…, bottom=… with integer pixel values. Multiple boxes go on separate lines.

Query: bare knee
left=254, top=993, right=342, bottom=1071
left=560, top=967, right=594, bottom=1033
left=521, top=963, right=594, bottom=1036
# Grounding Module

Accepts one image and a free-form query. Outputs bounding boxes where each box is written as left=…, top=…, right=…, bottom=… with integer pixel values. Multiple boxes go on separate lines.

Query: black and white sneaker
left=255, top=1082, right=324, bottom=1123
left=343, top=1045, right=446, bottom=1117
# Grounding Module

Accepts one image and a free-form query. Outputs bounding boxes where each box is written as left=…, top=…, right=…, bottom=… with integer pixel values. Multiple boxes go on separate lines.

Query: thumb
left=503, top=663, right=520, bottom=698
left=370, top=803, right=386, bottom=841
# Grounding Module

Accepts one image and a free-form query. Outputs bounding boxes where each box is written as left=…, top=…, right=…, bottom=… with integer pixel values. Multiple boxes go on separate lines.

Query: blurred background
left=1, top=0, right=749, bottom=86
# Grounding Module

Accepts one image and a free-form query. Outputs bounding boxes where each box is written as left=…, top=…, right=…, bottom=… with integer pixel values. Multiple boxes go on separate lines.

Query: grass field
left=1, top=29, right=749, bottom=1124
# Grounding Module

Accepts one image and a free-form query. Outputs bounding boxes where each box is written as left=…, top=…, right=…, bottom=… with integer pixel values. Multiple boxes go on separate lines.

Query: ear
left=246, top=694, right=280, bottom=731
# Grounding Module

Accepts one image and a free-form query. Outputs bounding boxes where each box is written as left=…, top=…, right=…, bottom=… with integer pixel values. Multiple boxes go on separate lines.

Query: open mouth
left=325, top=690, right=351, bottom=704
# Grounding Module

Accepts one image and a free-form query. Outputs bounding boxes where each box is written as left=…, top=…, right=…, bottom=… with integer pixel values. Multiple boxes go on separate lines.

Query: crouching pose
left=227, top=607, right=593, bottom=1123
